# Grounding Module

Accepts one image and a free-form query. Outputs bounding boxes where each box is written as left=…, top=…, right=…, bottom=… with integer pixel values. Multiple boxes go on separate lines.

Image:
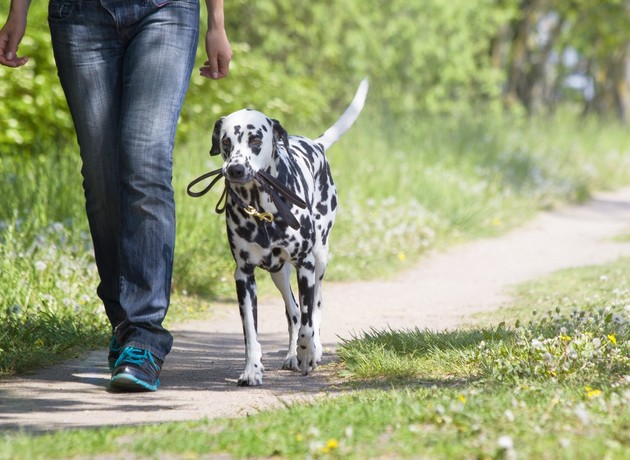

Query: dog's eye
left=250, top=137, right=262, bottom=146
left=222, top=138, right=231, bottom=146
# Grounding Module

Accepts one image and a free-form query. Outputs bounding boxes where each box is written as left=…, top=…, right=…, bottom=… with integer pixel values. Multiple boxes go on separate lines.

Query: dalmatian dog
left=208, top=79, right=368, bottom=386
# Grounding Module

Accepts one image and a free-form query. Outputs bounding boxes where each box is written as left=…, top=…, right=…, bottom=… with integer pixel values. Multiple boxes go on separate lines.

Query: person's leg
left=48, top=0, right=126, bottom=331
left=114, top=0, right=200, bottom=361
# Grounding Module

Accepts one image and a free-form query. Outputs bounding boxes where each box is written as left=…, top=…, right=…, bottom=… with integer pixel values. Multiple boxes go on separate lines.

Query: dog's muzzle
left=224, top=163, right=251, bottom=184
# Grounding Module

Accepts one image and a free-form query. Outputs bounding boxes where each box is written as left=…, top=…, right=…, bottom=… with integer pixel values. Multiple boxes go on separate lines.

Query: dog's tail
left=315, top=78, right=369, bottom=151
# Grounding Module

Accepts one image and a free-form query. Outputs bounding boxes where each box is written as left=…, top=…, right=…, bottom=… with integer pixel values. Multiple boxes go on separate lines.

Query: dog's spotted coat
left=209, top=80, right=368, bottom=385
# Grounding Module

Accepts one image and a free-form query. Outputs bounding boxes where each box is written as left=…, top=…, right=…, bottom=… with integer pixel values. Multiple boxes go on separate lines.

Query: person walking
left=0, top=0, right=232, bottom=391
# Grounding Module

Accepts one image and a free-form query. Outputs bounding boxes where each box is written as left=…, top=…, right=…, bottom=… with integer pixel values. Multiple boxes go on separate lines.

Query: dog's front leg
left=296, top=259, right=320, bottom=375
left=270, top=264, right=300, bottom=370
left=235, top=265, right=264, bottom=386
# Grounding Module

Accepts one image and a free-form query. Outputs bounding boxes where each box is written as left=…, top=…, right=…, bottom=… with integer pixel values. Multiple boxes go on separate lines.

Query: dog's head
left=210, top=109, right=289, bottom=184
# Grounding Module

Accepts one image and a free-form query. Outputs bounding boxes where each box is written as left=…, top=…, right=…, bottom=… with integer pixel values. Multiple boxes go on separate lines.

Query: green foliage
left=337, top=327, right=502, bottom=382
left=2, top=0, right=519, bottom=154
left=3, top=383, right=630, bottom=458
left=480, top=258, right=630, bottom=384
left=482, top=307, right=629, bottom=384
left=182, top=0, right=515, bottom=133
left=0, top=219, right=107, bottom=376
left=0, top=3, right=74, bottom=155
left=0, top=150, right=105, bottom=375
left=3, top=0, right=630, bottom=156
left=340, top=258, right=630, bottom=387
left=557, top=0, right=630, bottom=60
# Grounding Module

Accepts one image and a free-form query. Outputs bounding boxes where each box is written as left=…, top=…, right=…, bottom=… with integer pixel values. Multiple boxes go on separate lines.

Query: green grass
left=613, top=230, right=630, bottom=243
left=3, top=385, right=628, bottom=459
left=1, top=258, right=629, bottom=459
left=2, top=110, right=630, bottom=375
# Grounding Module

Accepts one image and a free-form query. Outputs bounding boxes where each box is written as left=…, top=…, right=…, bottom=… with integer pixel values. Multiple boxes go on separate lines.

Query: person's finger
left=216, top=55, right=230, bottom=79
left=0, top=52, right=29, bottom=67
left=205, top=57, right=219, bottom=80
left=0, top=30, right=28, bottom=67
left=199, top=66, right=216, bottom=80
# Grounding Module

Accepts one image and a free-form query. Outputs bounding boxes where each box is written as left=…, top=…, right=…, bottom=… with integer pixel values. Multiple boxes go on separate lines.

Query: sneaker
left=108, top=336, right=122, bottom=372
left=109, top=347, right=163, bottom=392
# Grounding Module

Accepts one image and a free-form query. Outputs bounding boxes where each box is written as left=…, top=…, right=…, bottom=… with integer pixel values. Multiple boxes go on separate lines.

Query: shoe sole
left=109, top=373, right=160, bottom=392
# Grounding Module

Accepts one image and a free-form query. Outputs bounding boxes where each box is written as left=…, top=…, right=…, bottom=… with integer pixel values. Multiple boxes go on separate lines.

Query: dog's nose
left=226, top=164, right=247, bottom=182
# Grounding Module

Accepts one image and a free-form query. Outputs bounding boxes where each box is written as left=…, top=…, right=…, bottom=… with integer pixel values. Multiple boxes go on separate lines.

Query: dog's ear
left=272, top=119, right=290, bottom=152
left=209, top=117, right=224, bottom=156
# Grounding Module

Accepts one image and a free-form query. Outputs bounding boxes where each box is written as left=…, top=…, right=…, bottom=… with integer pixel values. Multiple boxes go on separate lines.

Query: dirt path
left=2, top=188, right=630, bottom=432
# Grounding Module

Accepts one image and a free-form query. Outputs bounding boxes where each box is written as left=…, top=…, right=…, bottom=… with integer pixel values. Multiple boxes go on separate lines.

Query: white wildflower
left=532, top=339, right=544, bottom=350
left=51, top=222, right=65, bottom=233
left=611, top=314, right=624, bottom=325
left=34, top=260, right=47, bottom=271
left=498, top=435, right=514, bottom=449
left=574, top=404, right=590, bottom=424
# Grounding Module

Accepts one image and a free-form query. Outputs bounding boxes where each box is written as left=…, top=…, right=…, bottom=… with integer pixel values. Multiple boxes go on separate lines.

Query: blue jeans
left=48, top=0, right=199, bottom=361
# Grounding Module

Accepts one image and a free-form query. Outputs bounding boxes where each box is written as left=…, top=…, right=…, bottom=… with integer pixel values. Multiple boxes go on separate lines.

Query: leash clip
left=243, top=206, right=274, bottom=223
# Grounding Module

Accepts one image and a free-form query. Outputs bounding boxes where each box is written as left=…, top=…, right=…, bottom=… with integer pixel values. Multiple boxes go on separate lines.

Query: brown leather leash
left=187, top=168, right=308, bottom=230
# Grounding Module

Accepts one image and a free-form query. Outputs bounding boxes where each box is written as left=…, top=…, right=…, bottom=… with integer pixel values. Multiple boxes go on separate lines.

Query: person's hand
left=0, top=17, right=29, bottom=68
left=200, top=26, right=232, bottom=80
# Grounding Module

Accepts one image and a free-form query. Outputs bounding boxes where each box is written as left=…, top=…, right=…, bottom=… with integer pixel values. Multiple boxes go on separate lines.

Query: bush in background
left=0, top=4, right=73, bottom=155
left=1, top=0, right=516, bottom=153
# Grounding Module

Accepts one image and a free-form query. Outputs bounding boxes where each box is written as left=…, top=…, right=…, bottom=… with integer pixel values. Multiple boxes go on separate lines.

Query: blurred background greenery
left=2, top=0, right=630, bottom=153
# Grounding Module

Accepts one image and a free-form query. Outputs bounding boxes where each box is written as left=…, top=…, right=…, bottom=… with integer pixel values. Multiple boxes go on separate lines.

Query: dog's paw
left=282, top=354, right=300, bottom=371
left=237, top=363, right=264, bottom=386
left=297, top=328, right=318, bottom=375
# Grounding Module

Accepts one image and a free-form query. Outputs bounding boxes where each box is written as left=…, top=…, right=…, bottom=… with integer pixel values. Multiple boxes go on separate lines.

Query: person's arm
left=199, top=0, right=232, bottom=80
left=0, top=0, right=31, bottom=67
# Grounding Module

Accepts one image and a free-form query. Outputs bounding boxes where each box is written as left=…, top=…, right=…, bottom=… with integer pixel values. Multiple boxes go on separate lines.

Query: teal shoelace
left=114, top=347, right=159, bottom=370
left=109, top=336, right=122, bottom=353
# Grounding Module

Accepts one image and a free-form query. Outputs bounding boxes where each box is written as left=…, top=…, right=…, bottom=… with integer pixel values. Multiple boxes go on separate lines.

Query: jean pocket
left=150, top=0, right=198, bottom=8
left=48, top=0, right=77, bottom=22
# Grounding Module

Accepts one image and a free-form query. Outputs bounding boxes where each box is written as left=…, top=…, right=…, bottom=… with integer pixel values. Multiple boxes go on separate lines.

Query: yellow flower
left=398, top=252, right=406, bottom=262
left=608, top=334, right=617, bottom=345
left=458, top=394, right=467, bottom=404
left=560, top=334, right=571, bottom=342
left=326, top=439, right=339, bottom=450
left=585, top=386, right=602, bottom=398
left=319, top=439, right=339, bottom=454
